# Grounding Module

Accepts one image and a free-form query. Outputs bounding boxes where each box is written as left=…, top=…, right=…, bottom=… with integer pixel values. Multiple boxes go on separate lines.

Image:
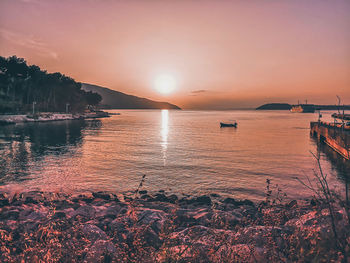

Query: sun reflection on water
left=161, top=109, right=169, bottom=165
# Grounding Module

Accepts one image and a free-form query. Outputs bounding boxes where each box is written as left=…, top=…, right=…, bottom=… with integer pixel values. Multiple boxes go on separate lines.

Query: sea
left=0, top=110, right=349, bottom=201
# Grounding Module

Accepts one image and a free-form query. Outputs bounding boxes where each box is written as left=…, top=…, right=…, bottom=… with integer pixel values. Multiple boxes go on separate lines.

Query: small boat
left=290, top=104, right=315, bottom=113
left=220, top=122, right=237, bottom=128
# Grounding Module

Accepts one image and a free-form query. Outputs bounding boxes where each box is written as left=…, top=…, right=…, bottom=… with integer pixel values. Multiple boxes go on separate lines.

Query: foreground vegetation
left=0, top=56, right=102, bottom=114
left=0, top=184, right=348, bottom=262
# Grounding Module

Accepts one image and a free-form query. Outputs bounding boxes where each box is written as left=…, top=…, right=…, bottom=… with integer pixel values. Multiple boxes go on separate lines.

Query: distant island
left=82, top=83, right=181, bottom=110
left=256, top=103, right=350, bottom=111
left=256, top=103, right=292, bottom=110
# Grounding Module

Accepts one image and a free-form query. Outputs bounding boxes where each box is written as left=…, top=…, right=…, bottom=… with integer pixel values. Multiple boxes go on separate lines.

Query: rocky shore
left=0, top=111, right=110, bottom=125
left=0, top=190, right=349, bottom=262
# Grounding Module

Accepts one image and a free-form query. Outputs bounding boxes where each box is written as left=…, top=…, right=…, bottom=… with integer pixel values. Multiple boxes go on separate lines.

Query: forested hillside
left=0, top=56, right=101, bottom=113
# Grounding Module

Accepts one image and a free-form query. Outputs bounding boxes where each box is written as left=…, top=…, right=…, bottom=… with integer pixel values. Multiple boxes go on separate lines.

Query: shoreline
left=0, top=111, right=111, bottom=125
left=0, top=190, right=348, bottom=262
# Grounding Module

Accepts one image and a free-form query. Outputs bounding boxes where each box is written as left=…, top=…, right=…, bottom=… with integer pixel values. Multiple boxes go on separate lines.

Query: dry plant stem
left=297, top=150, right=349, bottom=261
left=313, top=151, right=343, bottom=251
left=346, top=179, right=350, bottom=225
left=134, top=174, right=147, bottom=199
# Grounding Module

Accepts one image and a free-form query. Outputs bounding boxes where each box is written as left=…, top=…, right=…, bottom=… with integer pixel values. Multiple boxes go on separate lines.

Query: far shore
left=0, top=111, right=111, bottom=125
left=0, top=190, right=348, bottom=262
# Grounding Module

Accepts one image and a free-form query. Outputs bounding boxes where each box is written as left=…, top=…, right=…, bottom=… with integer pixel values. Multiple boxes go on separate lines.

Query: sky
left=1, top=0, right=350, bottom=109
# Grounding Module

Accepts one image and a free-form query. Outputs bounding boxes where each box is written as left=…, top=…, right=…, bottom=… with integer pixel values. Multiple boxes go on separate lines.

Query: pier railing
left=312, top=121, right=350, bottom=132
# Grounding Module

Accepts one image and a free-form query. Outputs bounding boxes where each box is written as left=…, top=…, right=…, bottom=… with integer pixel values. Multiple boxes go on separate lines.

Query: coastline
left=0, top=190, right=348, bottom=262
left=0, top=111, right=110, bottom=125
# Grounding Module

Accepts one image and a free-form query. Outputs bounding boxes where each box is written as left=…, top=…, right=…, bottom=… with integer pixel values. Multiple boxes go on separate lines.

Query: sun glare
left=154, top=74, right=176, bottom=95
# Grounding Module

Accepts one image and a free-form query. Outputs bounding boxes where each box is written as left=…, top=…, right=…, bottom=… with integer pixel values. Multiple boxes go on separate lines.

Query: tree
left=0, top=55, right=103, bottom=113
left=85, top=90, right=102, bottom=106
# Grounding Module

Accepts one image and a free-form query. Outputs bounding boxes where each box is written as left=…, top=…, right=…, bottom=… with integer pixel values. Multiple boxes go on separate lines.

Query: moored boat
left=290, top=104, right=315, bottom=113
left=220, top=122, right=237, bottom=128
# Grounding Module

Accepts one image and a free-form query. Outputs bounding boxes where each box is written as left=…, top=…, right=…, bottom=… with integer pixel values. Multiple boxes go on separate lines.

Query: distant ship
left=290, top=103, right=315, bottom=113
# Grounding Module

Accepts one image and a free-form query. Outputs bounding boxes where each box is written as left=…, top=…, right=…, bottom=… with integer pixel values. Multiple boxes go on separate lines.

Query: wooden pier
left=310, top=121, right=350, bottom=160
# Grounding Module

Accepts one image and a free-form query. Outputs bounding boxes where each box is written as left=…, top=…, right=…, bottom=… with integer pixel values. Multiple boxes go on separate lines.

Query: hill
left=0, top=56, right=101, bottom=113
left=81, top=83, right=181, bottom=110
left=256, top=103, right=292, bottom=110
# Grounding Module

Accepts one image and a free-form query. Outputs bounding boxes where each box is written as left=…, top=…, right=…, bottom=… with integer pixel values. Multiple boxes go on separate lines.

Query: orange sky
left=1, top=0, right=349, bottom=109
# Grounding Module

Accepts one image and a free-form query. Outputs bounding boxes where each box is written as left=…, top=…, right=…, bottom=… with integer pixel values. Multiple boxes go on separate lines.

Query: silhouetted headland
left=82, top=83, right=181, bottom=110
left=256, top=103, right=292, bottom=110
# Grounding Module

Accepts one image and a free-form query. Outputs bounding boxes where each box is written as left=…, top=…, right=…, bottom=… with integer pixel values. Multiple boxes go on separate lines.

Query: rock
left=141, top=194, right=153, bottom=201
left=287, top=200, right=297, bottom=208
left=75, top=194, right=95, bottom=203
left=23, top=221, right=40, bottom=232
left=195, top=195, right=212, bottom=205
left=0, top=193, right=8, bottom=199
left=0, top=198, right=10, bottom=207
left=236, top=226, right=284, bottom=247
left=19, top=209, right=33, bottom=220
left=154, top=193, right=169, bottom=202
left=109, top=218, right=127, bottom=233
left=168, top=194, right=178, bottom=203
left=25, top=211, right=47, bottom=221
left=82, top=224, right=108, bottom=241
left=237, top=199, right=255, bottom=207
left=171, top=225, right=216, bottom=245
left=71, top=197, right=80, bottom=203
left=188, top=208, right=211, bottom=226
left=104, top=205, right=121, bottom=218
left=92, top=191, right=112, bottom=200
left=231, top=209, right=244, bottom=218
left=223, top=198, right=255, bottom=207
left=213, top=211, right=241, bottom=228
left=0, top=210, right=19, bottom=220
left=223, top=197, right=237, bottom=205
left=11, top=229, right=21, bottom=241
left=85, top=240, right=117, bottom=262
left=5, top=220, right=18, bottom=231
left=137, top=209, right=167, bottom=233
left=215, top=244, right=267, bottom=263
left=123, top=196, right=133, bottom=202
left=109, top=217, right=134, bottom=242
left=240, top=206, right=257, bottom=219
left=62, top=208, right=75, bottom=218
left=52, top=200, right=71, bottom=210
left=97, top=217, right=113, bottom=232
left=74, top=205, right=96, bottom=218
left=140, top=227, right=162, bottom=249
left=140, top=201, right=176, bottom=214
left=175, top=209, right=199, bottom=226
left=24, top=196, right=39, bottom=204
left=93, top=205, right=108, bottom=218
left=310, top=199, right=317, bottom=206
left=52, top=211, right=66, bottom=219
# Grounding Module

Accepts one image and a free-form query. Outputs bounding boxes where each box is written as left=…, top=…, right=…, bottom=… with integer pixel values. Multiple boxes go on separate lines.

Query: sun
left=154, top=74, right=176, bottom=95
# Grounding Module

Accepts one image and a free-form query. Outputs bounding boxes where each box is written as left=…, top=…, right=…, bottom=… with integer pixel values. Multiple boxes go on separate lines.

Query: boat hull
left=290, top=104, right=315, bottom=113
left=220, top=122, right=237, bottom=128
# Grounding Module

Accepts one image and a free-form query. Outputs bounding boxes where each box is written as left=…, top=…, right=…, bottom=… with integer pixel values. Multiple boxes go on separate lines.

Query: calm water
left=0, top=110, right=348, bottom=200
